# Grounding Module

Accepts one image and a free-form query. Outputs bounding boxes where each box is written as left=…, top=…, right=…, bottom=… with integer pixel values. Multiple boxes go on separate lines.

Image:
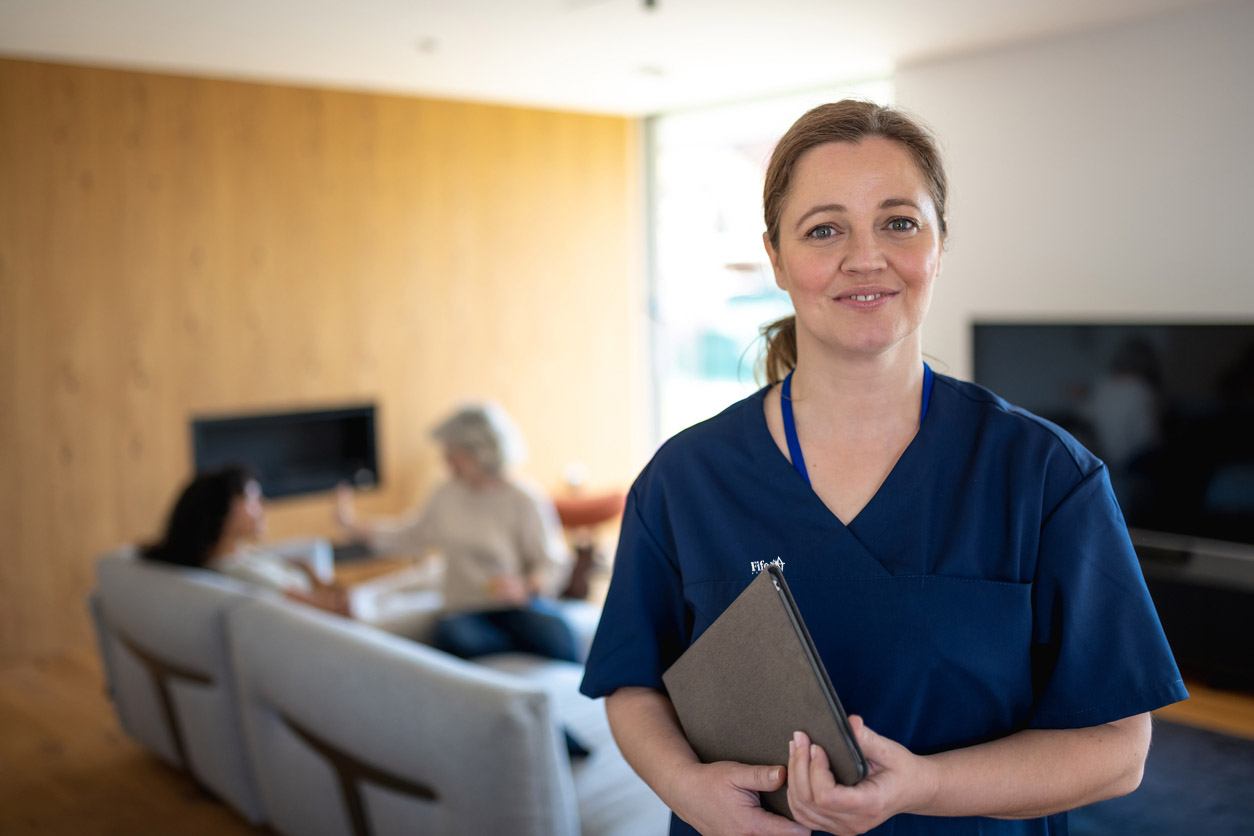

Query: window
left=648, top=82, right=894, bottom=442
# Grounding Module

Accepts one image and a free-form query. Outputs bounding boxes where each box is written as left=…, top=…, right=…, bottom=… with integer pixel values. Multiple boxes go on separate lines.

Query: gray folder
left=662, top=564, right=867, bottom=820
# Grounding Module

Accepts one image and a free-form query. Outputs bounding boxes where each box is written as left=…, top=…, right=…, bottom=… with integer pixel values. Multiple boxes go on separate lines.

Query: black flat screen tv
left=192, top=403, right=379, bottom=499
left=972, top=322, right=1254, bottom=550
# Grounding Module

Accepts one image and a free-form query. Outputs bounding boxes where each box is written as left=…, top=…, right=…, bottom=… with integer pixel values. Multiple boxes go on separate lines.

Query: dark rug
left=1069, top=719, right=1254, bottom=836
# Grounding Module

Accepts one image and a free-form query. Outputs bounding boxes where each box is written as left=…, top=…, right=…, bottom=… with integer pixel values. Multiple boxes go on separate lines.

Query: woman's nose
left=840, top=229, right=887, bottom=274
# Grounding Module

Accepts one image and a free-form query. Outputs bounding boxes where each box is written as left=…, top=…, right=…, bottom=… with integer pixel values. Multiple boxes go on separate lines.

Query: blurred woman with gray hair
left=336, top=403, right=577, bottom=662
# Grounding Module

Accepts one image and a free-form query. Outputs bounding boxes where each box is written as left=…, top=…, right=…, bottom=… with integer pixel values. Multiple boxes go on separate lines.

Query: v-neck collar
left=746, top=370, right=942, bottom=576
left=781, top=363, right=934, bottom=489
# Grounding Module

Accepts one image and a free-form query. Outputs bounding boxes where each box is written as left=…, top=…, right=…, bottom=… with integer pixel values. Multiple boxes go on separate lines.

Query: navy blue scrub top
left=580, top=371, right=1187, bottom=836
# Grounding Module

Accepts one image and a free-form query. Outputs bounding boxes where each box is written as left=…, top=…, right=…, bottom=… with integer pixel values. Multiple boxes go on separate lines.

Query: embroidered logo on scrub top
left=750, top=557, right=785, bottom=575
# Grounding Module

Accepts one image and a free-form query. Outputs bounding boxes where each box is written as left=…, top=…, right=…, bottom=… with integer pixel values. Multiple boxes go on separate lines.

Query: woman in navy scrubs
left=579, top=101, right=1187, bottom=836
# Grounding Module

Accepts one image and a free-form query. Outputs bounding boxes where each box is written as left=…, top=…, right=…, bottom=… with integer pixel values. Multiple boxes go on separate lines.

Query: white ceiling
left=0, top=0, right=1219, bottom=116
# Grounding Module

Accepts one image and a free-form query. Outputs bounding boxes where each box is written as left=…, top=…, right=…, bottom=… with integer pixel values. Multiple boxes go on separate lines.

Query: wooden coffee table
left=334, top=554, right=425, bottom=587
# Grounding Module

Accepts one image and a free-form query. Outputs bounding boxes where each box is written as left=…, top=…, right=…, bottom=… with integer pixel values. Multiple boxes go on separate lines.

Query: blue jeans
left=433, top=598, right=579, bottom=662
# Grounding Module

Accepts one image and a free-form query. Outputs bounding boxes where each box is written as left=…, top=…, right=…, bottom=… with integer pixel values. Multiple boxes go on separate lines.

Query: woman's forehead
left=789, top=138, right=930, bottom=200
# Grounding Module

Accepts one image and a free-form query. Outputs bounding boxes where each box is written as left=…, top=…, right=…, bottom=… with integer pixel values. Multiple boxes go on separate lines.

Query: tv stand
left=1132, top=529, right=1254, bottom=693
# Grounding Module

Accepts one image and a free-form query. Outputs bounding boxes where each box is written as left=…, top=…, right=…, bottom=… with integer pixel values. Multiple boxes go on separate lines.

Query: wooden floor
left=0, top=650, right=259, bottom=835
left=2, top=648, right=1251, bottom=835
left=1155, top=679, right=1254, bottom=739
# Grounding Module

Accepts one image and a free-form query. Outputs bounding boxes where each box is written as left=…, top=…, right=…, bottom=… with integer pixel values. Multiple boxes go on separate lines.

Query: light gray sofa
left=89, top=548, right=669, bottom=835
left=93, top=547, right=269, bottom=823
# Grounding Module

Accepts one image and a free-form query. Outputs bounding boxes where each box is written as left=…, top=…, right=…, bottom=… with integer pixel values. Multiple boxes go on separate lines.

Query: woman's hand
left=786, top=717, right=938, bottom=835
left=671, top=761, right=809, bottom=836
left=285, top=558, right=323, bottom=587
left=604, top=687, right=805, bottom=836
left=486, top=573, right=530, bottom=606
left=286, top=584, right=352, bottom=617
left=334, top=482, right=357, bottom=529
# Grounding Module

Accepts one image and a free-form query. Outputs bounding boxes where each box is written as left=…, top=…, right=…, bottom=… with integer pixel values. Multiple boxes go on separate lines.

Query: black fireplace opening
left=191, top=403, right=379, bottom=499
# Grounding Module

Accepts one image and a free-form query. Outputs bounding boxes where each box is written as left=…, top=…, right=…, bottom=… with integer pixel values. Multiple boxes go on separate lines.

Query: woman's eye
left=887, top=217, right=919, bottom=233
left=807, top=224, right=838, bottom=240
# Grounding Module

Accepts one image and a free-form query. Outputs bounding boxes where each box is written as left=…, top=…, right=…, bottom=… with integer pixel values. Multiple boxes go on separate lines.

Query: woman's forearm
left=607, top=687, right=806, bottom=836
left=918, top=713, right=1151, bottom=819
left=354, top=518, right=425, bottom=555
left=605, top=687, right=701, bottom=809
left=609, top=692, right=1151, bottom=831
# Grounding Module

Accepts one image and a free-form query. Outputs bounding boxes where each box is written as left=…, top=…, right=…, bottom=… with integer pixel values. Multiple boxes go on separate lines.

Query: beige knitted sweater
left=366, top=478, right=570, bottom=612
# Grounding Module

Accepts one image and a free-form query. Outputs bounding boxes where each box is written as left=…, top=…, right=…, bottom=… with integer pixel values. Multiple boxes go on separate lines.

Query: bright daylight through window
left=648, top=81, right=894, bottom=442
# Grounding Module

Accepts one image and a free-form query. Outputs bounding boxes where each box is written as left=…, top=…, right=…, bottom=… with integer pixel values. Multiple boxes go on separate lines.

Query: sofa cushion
left=555, top=598, right=602, bottom=663
left=228, top=597, right=582, bottom=836
left=480, top=654, right=671, bottom=836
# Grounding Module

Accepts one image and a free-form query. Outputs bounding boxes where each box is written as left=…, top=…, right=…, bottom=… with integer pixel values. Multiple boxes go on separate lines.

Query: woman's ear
left=763, top=231, right=785, bottom=291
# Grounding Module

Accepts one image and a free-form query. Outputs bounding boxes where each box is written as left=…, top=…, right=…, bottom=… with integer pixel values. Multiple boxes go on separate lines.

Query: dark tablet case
left=662, top=565, right=867, bottom=819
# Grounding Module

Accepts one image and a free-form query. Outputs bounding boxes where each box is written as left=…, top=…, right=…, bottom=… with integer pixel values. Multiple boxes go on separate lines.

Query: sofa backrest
left=227, top=597, right=581, bottom=836
left=92, top=548, right=266, bottom=824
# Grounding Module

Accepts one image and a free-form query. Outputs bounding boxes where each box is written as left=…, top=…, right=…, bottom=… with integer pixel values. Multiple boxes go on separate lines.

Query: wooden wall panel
left=0, top=59, right=646, bottom=662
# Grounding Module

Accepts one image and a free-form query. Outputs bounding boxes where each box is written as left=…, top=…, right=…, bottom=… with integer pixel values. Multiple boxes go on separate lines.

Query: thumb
left=733, top=762, right=787, bottom=791
left=851, top=716, right=897, bottom=766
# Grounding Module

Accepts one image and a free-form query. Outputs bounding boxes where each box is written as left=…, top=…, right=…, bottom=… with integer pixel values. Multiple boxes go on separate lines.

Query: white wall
left=895, top=0, right=1254, bottom=380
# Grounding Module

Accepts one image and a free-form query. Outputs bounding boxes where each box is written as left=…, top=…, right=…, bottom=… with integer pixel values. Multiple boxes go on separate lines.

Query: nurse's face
left=764, top=137, right=943, bottom=361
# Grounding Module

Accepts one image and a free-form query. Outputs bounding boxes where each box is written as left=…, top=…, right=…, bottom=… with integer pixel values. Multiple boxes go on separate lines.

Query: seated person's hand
left=486, top=573, right=530, bottom=606
left=671, top=760, right=807, bottom=836
left=285, top=558, right=323, bottom=586
left=334, top=482, right=357, bottom=529
left=285, top=584, right=352, bottom=618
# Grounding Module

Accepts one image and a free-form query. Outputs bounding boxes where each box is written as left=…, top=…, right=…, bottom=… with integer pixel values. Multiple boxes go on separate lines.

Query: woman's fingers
left=788, top=730, right=814, bottom=801
left=847, top=714, right=884, bottom=777
left=849, top=714, right=904, bottom=778
left=681, top=761, right=808, bottom=836
left=334, top=483, right=355, bottom=526
left=788, top=728, right=870, bottom=833
left=784, top=718, right=925, bottom=836
left=729, top=762, right=787, bottom=792
left=808, top=739, right=839, bottom=796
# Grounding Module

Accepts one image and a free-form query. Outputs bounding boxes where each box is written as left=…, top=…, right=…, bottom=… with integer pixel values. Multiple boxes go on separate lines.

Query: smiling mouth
left=834, top=289, right=897, bottom=303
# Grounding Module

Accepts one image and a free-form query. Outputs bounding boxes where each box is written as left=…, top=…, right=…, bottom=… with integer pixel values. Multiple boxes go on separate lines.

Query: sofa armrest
left=86, top=593, right=119, bottom=701
left=92, top=551, right=266, bottom=824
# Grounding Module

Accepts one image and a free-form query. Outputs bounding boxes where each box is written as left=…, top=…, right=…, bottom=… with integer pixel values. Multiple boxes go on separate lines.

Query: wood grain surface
left=0, top=58, right=645, bottom=663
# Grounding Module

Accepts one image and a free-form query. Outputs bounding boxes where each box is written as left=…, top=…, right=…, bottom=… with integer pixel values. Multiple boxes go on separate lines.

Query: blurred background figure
left=336, top=403, right=579, bottom=662
left=142, top=465, right=351, bottom=615
left=1081, top=337, right=1165, bottom=512
left=1084, top=337, right=1164, bottom=471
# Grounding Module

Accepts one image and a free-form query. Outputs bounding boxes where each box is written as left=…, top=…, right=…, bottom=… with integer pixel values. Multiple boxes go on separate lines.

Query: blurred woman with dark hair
left=144, top=465, right=350, bottom=615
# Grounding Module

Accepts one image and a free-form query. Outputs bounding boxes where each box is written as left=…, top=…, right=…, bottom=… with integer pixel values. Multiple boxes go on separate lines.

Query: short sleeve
left=1028, top=464, right=1188, bottom=728
left=580, top=486, right=689, bottom=699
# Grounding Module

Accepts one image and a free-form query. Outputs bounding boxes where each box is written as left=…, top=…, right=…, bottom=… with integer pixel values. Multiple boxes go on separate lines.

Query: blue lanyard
left=781, top=363, right=934, bottom=487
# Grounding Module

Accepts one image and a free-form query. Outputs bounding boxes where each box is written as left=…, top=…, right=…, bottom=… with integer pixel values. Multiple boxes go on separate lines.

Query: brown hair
left=760, top=100, right=948, bottom=384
